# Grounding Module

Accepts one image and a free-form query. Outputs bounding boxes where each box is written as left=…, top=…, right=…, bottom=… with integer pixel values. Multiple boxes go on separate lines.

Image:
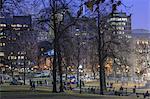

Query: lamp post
left=79, top=64, right=83, bottom=93
left=9, top=53, right=14, bottom=78
left=75, top=28, right=80, bottom=87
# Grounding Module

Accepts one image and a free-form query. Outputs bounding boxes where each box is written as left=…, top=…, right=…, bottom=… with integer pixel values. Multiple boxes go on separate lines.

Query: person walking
left=119, top=86, right=123, bottom=96
left=32, top=81, right=35, bottom=91
left=144, top=91, right=149, bottom=98
left=29, top=79, right=33, bottom=90
left=133, top=85, right=136, bottom=93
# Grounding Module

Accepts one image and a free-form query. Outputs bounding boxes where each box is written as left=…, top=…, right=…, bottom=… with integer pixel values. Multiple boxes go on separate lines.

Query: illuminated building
left=131, top=29, right=150, bottom=80
left=109, top=12, right=131, bottom=36
left=0, top=16, right=34, bottom=73
left=107, top=12, right=132, bottom=77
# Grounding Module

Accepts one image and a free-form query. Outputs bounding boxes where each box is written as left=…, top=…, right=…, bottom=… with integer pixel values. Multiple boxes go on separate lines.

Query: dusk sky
left=122, top=0, right=150, bottom=30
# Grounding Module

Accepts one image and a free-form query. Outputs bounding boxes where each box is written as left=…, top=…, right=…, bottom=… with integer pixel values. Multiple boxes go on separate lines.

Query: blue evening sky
left=121, top=0, right=150, bottom=30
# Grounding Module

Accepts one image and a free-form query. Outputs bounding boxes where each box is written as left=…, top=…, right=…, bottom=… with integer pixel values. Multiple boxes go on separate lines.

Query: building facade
left=131, top=29, right=150, bottom=81
left=107, top=12, right=132, bottom=79
left=0, top=15, right=37, bottom=73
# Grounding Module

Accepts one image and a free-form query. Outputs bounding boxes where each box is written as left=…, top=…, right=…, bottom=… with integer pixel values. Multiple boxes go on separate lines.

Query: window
left=0, top=43, right=6, bottom=46
left=21, top=56, right=24, bottom=59
left=136, top=41, right=140, bottom=45
left=0, top=52, right=4, bottom=56
left=11, top=24, right=16, bottom=27
left=23, top=25, right=28, bottom=27
left=18, top=56, right=21, bottom=59
left=0, top=24, right=6, bottom=27
left=121, top=18, right=127, bottom=21
left=13, top=28, right=21, bottom=30
left=17, top=24, right=22, bottom=27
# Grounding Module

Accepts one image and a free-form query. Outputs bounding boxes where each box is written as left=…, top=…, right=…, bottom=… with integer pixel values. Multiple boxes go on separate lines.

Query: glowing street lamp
left=79, top=64, right=83, bottom=93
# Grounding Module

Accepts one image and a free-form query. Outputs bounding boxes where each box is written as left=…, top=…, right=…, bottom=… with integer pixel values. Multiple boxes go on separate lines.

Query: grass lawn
left=85, top=81, right=144, bottom=89
left=0, top=85, right=139, bottom=99
left=0, top=85, right=52, bottom=92
left=84, top=80, right=149, bottom=95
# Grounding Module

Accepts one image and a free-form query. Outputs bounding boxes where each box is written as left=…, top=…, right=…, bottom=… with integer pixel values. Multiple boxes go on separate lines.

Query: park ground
left=0, top=84, right=143, bottom=99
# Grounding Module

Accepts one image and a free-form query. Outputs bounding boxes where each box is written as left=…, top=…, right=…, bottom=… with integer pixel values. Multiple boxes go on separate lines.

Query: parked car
left=10, top=78, right=23, bottom=85
left=34, top=71, right=50, bottom=78
left=0, top=74, right=12, bottom=83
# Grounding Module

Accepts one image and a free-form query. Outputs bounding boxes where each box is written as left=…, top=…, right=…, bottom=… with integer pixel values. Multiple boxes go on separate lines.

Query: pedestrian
left=119, top=86, right=123, bottom=96
left=88, top=87, right=90, bottom=93
left=144, top=91, right=149, bottom=98
left=45, top=80, right=47, bottom=86
left=82, top=81, right=85, bottom=87
left=32, top=81, right=35, bottom=91
left=69, top=83, right=72, bottom=90
left=107, top=82, right=109, bottom=87
left=110, top=83, right=113, bottom=88
left=90, top=87, right=93, bottom=93
left=0, top=76, right=3, bottom=85
left=63, top=82, right=66, bottom=90
left=93, top=88, right=95, bottom=94
left=113, top=87, right=115, bottom=92
left=29, top=79, right=33, bottom=90
left=37, top=81, right=39, bottom=86
left=40, top=81, right=42, bottom=86
left=133, top=85, right=136, bottom=93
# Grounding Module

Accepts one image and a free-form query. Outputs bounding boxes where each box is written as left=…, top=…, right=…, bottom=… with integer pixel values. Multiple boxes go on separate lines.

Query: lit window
left=23, top=25, right=28, bottom=27
left=41, top=48, right=44, bottom=51
left=0, top=43, right=5, bottom=46
left=17, top=24, right=22, bottom=27
left=0, top=24, right=6, bottom=27
left=117, top=27, right=124, bottom=30
left=145, top=41, right=148, bottom=45
left=3, top=43, right=5, bottom=46
left=0, top=52, right=4, bottom=56
left=142, top=41, right=145, bottom=44
left=11, top=24, right=16, bottom=27
left=13, top=28, right=21, bottom=30
left=21, top=56, right=24, bottom=59
left=18, top=56, right=20, bottom=59
left=14, top=56, right=17, bottom=59
left=122, top=18, right=127, bottom=21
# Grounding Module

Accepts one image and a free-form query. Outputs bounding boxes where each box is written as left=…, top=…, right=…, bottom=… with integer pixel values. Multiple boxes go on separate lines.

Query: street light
left=79, top=64, right=83, bottom=93
left=75, top=28, right=80, bottom=87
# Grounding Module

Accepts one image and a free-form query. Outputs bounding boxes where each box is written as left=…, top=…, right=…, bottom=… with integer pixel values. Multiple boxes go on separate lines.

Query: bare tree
left=16, top=31, right=38, bottom=85
left=33, top=0, right=83, bottom=92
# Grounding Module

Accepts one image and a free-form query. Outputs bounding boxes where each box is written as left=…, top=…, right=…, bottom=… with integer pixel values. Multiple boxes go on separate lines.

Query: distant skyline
left=121, top=0, right=150, bottom=30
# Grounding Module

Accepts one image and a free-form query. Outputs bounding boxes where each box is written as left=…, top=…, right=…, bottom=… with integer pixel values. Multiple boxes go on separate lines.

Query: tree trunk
left=97, top=5, right=106, bottom=95
left=23, top=60, right=26, bottom=85
left=52, top=0, right=58, bottom=93
left=65, top=58, right=70, bottom=86
left=58, top=45, right=63, bottom=92
left=52, top=39, right=57, bottom=92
